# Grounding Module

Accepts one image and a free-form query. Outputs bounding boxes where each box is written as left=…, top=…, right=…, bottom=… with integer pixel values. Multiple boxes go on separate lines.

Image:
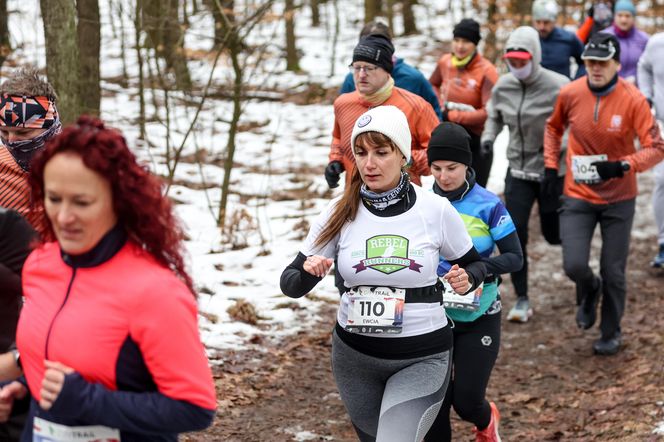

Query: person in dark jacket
left=339, top=20, right=442, bottom=121
left=0, top=208, right=35, bottom=441
left=532, top=0, right=586, bottom=79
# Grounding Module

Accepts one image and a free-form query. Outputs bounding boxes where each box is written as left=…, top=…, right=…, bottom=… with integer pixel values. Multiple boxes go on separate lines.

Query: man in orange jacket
left=326, top=34, right=439, bottom=188
left=543, top=33, right=664, bottom=355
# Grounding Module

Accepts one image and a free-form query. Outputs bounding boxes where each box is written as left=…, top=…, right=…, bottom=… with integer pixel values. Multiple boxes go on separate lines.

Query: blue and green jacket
left=434, top=169, right=523, bottom=322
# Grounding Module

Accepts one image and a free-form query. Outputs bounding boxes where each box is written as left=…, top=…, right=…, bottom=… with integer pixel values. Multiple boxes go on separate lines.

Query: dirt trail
left=187, top=175, right=664, bottom=442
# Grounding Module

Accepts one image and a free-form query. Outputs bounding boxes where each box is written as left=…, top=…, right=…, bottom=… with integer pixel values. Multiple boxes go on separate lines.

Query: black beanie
left=352, top=33, right=395, bottom=73
left=453, top=19, right=481, bottom=45
left=427, top=122, right=472, bottom=166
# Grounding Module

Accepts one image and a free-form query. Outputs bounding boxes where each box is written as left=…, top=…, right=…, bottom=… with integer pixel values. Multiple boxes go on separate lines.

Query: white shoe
left=507, top=297, right=533, bottom=323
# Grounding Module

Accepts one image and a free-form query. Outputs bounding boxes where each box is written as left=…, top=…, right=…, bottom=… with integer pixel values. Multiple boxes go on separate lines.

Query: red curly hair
left=29, top=115, right=195, bottom=295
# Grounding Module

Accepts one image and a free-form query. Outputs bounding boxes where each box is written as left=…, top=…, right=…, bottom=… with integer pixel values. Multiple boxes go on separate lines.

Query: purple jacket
left=602, top=25, right=649, bottom=82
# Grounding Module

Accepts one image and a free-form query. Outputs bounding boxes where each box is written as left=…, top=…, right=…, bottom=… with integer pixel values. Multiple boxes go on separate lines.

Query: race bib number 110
left=345, top=286, right=405, bottom=334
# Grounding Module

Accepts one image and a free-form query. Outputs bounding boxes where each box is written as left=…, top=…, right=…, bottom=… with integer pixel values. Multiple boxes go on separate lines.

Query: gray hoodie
left=482, top=26, right=569, bottom=180
left=638, top=32, right=664, bottom=120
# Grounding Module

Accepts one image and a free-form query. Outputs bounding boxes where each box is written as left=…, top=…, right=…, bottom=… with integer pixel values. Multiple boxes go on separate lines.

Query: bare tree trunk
left=484, top=0, right=499, bottom=64
left=218, top=33, right=242, bottom=231
left=140, top=0, right=191, bottom=90
left=40, top=0, right=81, bottom=124
left=329, top=0, right=339, bottom=77
left=0, top=0, right=10, bottom=70
left=386, top=0, right=394, bottom=35
left=134, top=0, right=146, bottom=139
left=310, top=0, right=320, bottom=26
left=285, top=0, right=300, bottom=71
left=401, top=0, right=417, bottom=35
left=364, top=0, right=381, bottom=23
left=77, top=0, right=100, bottom=116
left=205, top=0, right=234, bottom=49
left=510, top=0, right=530, bottom=24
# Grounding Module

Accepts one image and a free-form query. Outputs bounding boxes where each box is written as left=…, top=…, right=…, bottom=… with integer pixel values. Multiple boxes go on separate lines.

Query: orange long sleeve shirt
left=330, top=87, right=440, bottom=186
left=544, top=77, right=664, bottom=205
left=0, top=148, right=45, bottom=233
left=429, top=53, right=498, bottom=136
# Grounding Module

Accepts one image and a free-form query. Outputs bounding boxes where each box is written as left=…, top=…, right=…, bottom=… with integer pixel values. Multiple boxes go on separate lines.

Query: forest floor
left=184, top=172, right=664, bottom=442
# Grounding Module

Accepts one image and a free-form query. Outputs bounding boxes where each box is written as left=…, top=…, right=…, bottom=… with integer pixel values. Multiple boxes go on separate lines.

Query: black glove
left=647, top=98, right=653, bottom=108
left=592, top=160, right=625, bottom=180
left=480, top=140, right=493, bottom=158
left=325, top=161, right=344, bottom=188
left=541, top=168, right=559, bottom=199
left=587, top=5, right=594, bottom=18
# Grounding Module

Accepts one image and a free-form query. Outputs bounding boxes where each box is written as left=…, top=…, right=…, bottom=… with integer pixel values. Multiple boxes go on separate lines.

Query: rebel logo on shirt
left=352, top=234, right=423, bottom=274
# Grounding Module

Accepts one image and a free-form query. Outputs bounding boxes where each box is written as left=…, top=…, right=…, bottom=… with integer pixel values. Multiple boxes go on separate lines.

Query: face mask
left=1, top=121, right=61, bottom=171
left=507, top=61, right=533, bottom=80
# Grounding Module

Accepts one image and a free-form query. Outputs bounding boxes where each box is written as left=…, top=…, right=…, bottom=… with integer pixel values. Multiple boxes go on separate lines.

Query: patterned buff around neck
left=360, top=171, right=410, bottom=210
left=0, top=94, right=58, bottom=129
left=1, top=121, right=62, bottom=171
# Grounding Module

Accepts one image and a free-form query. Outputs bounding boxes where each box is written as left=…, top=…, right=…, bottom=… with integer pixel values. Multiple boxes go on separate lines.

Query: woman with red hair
left=0, top=116, right=216, bottom=441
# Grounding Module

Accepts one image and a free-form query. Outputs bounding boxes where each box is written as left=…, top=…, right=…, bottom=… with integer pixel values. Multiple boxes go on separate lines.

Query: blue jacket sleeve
left=50, top=373, right=215, bottom=434
left=572, top=35, right=587, bottom=79
left=339, top=73, right=355, bottom=95
left=416, top=76, right=443, bottom=121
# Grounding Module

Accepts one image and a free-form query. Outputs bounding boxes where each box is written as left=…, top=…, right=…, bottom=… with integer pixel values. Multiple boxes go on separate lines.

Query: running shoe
left=474, top=401, right=501, bottom=442
left=576, top=276, right=601, bottom=330
left=593, top=331, right=622, bottom=356
left=651, top=245, right=664, bottom=268
left=507, top=297, right=533, bottom=323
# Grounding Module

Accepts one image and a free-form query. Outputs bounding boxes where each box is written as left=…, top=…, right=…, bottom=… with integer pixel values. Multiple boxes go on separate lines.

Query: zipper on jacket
left=594, top=96, right=601, bottom=122
left=44, top=267, right=77, bottom=360
left=517, top=82, right=526, bottom=170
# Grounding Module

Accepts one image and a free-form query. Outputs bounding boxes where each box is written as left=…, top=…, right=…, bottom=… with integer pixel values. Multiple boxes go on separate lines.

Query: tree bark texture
left=364, top=0, right=381, bottom=23
left=285, top=0, right=300, bottom=71
left=77, top=0, right=101, bottom=116
left=40, top=0, right=81, bottom=124
left=206, top=0, right=234, bottom=48
left=140, top=0, right=192, bottom=90
left=0, top=0, right=9, bottom=70
left=401, top=0, right=417, bottom=35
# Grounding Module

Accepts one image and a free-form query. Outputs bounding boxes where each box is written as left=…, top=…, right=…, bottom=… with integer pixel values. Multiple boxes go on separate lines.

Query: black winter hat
left=352, top=33, right=395, bottom=73
left=453, top=19, right=481, bottom=45
left=427, top=122, right=472, bottom=166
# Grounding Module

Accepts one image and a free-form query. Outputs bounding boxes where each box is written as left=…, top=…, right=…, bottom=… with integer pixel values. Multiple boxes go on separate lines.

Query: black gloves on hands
left=480, top=140, right=493, bottom=158
left=541, top=168, right=559, bottom=199
left=592, top=161, right=625, bottom=180
left=325, top=161, right=344, bottom=188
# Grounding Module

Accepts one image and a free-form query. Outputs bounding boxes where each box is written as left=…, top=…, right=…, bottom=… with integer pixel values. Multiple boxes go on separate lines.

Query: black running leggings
left=424, top=312, right=501, bottom=441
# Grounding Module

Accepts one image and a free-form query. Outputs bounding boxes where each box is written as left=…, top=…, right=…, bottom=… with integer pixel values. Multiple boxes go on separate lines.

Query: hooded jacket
left=638, top=32, right=664, bottom=119
left=482, top=26, right=570, bottom=180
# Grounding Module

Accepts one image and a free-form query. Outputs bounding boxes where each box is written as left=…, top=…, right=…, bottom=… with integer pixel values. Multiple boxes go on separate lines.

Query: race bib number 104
left=572, top=154, right=607, bottom=184
left=345, top=286, right=405, bottom=334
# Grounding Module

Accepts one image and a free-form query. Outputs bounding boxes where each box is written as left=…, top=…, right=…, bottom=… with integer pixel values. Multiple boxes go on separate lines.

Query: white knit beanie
left=532, top=0, right=558, bottom=21
left=350, top=105, right=412, bottom=162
